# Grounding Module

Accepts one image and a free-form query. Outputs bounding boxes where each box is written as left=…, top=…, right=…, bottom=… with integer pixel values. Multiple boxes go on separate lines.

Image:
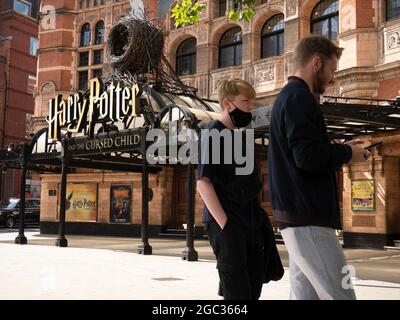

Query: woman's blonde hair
left=217, top=78, right=256, bottom=105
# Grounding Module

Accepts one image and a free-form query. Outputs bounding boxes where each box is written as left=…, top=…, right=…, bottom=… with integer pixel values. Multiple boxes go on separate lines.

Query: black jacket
left=268, top=77, right=352, bottom=229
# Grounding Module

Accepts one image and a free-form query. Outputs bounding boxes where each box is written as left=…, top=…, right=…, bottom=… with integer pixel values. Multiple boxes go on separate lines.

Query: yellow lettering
left=133, top=134, right=140, bottom=145
left=131, top=84, right=139, bottom=117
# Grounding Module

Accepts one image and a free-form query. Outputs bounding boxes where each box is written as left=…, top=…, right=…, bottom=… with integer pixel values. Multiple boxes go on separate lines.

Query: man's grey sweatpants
left=281, top=226, right=356, bottom=300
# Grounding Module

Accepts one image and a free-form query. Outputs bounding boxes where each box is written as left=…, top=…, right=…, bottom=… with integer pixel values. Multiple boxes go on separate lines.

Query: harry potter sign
left=46, top=78, right=141, bottom=142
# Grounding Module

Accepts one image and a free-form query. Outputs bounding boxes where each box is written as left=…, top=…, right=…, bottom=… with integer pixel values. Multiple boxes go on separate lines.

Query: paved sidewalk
left=1, top=230, right=400, bottom=300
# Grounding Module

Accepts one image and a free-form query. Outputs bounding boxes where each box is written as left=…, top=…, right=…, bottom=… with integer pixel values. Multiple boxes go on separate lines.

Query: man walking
left=197, top=79, right=276, bottom=299
left=268, top=35, right=370, bottom=300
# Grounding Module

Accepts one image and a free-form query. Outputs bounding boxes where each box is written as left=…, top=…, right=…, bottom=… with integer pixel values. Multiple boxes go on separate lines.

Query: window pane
left=312, top=19, right=330, bottom=38
left=95, top=21, right=104, bottom=44
left=220, top=27, right=242, bottom=46
left=262, top=14, right=284, bottom=35
left=235, top=43, right=242, bottom=66
left=29, top=37, right=38, bottom=56
left=14, top=0, right=31, bottom=16
left=387, top=0, right=400, bottom=21
left=176, top=53, right=196, bottom=76
left=79, top=52, right=89, bottom=66
left=312, top=0, right=338, bottom=19
left=93, top=50, right=103, bottom=65
left=219, top=0, right=226, bottom=16
left=78, top=71, right=88, bottom=91
left=177, top=38, right=196, bottom=56
left=263, top=35, right=278, bottom=58
left=330, top=15, right=339, bottom=40
left=80, top=24, right=91, bottom=47
left=278, top=33, right=284, bottom=55
left=219, top=46, right=235, bottom=68
left=311, top=0, right=339, bottom=40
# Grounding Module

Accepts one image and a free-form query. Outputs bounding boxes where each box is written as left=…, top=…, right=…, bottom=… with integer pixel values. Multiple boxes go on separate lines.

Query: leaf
left=171, top=0, right=206, bottom=28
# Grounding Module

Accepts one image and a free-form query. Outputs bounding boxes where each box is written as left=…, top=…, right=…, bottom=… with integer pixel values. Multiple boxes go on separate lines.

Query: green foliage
left=228, top=0, right=255, bottom=23
left=171, top=0, right=206, bottom=28
left=171, top=0, right=256, bottom=28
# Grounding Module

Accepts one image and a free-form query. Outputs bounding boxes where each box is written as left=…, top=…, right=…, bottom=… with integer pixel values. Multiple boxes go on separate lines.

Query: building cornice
left=0, top=10, right=37, bottom=23
left=38, top=46, right=77, bottom=53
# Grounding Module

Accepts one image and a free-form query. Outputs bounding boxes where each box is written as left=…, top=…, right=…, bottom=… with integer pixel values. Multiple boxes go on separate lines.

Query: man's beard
left=313, top=69, right=328, bottom=95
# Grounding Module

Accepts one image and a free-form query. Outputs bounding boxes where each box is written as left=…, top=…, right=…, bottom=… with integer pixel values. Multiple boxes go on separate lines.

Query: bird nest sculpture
left=102, top=12, right=196, bottom=96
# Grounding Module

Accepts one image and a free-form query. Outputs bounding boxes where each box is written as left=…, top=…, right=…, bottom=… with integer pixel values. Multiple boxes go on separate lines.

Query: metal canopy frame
left=321, top=96, right=400, bottom=140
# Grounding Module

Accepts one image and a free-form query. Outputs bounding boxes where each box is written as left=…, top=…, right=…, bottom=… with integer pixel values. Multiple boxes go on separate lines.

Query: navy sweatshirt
left=268, top=76, right=352, bottom=229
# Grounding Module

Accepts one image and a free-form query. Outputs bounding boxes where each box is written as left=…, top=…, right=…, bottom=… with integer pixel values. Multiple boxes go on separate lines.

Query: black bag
left=263, top=219, right=284, bottom=282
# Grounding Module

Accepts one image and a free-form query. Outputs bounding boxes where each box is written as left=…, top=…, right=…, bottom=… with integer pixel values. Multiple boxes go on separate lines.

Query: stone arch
left=210, top=23, right=242, bottom=70
left=40, top=81, right=56, bottom=94
left=299, top=0, right=334, bottom=39
left=93, top=19, right=105, bottom=45
left=210, top=22, right=242, bottom=47
left=78, top=21, right=91, bottom=47
left=252, top=8, right=285, bottom=60
left=168, top=33, right=198, bottom=71
left=36, top=81, right=56, bottom=117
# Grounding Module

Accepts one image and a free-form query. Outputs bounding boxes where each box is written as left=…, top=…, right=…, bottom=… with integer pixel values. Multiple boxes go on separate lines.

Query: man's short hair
left=217, top=78, right=256, bottom=105
left=294, top=35, right=343, bottom=69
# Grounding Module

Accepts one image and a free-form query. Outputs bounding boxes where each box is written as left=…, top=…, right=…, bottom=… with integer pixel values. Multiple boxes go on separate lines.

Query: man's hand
left=345, top=140, right=371, bottom=163
left=197, top=177, right=229, bottom=230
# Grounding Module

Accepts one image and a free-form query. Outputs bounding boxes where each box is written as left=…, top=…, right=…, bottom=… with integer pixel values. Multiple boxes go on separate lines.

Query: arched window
left=261, top=14, right=284, bottom=58
left=94, top=21, right=104, bottom=45
left=176, top=38, right=197, bottom=76
left=219, top=26, right=242, bottom=68
left=387, top=0, right=400, bottom=21
left=311, top=0, right=339, bottom=40
left=80, top=23, right=91, bottom=47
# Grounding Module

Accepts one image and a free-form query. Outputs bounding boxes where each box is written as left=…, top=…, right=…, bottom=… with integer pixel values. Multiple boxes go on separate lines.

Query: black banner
left=67, top=128, right=146, bottom=156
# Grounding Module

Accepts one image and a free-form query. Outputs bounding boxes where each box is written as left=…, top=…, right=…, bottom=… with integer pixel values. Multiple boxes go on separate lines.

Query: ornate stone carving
left=213, top=75, right=225, bottom=91
left=181, top=78, right=196, bottom=88
left=256, top=64, right=274, bottom=83
left=286, top=0, right=297, bottom=17
left=341, top=4, right=356, bottom=32
left=388, top=31, right=400, bottom=50
left=40, top=81, right=56, bottom=93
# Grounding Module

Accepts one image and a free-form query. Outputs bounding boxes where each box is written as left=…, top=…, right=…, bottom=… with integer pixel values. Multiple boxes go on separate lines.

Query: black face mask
left=228, top=102, right=253, bottom=128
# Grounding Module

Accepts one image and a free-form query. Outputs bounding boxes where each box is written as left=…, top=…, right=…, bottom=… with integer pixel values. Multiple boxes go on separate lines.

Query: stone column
left=339, top=0, right=378, bottom=70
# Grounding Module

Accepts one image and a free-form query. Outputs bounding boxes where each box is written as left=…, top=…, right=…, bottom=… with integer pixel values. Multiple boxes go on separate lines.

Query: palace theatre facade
left=32, top=0, right=400, bottom=248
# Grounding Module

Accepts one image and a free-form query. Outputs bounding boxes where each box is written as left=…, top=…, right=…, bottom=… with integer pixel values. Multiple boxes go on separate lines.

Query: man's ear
left=222, top=98, right=233, bottom=111
left=312, top=55, right=322, bottom=72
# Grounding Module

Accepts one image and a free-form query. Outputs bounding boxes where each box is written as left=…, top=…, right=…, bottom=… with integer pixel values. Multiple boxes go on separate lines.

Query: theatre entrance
left=170, top=168, right=191, bottom=230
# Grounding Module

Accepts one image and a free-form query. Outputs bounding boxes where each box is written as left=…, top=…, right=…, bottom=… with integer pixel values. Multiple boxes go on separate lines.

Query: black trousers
left=206, top=219, right=266, bottom=300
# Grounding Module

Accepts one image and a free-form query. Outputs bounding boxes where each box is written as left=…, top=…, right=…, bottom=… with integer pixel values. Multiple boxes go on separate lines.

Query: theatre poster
left=351, top=180, right=375, bottom=211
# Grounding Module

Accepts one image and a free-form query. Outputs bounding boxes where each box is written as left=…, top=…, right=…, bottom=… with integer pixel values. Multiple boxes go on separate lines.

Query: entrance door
left=171, top=169, right=191, bottom=229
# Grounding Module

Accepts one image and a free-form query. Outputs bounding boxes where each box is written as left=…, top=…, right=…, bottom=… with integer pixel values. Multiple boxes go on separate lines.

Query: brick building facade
left=33, top=0, right=400, bottom=248
left=0, top=0, right=38, bottom=203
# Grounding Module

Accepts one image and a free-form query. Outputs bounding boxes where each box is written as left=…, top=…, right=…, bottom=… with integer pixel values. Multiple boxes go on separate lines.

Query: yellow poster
left=351, top=180, right=374, bottom=211
left=60, top=183, right=98, bottom=221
